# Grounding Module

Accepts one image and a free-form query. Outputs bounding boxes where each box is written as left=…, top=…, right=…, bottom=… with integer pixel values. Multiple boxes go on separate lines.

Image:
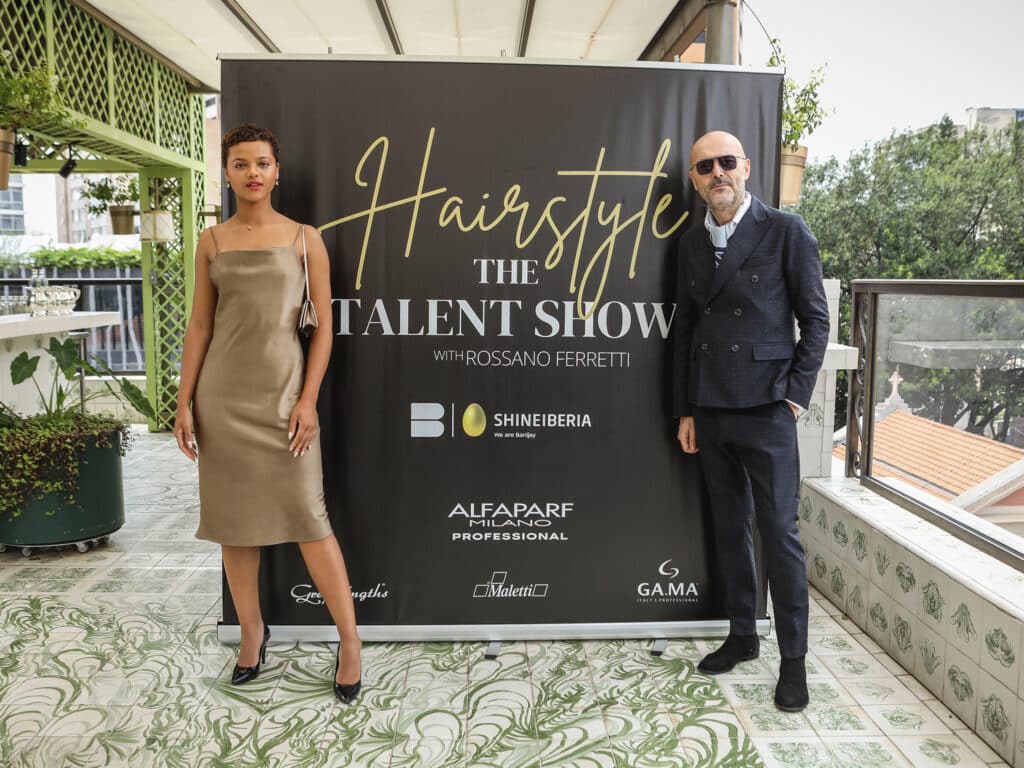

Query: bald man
left=673, top=131, right=828, bottom=712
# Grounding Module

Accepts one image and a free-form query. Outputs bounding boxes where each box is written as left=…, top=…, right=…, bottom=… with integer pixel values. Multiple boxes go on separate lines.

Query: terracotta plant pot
left=779, top=144, right=808, bottom=205
left=0, top=128, right=14, bottom=191
left=109, top=204, right=136, bottom=234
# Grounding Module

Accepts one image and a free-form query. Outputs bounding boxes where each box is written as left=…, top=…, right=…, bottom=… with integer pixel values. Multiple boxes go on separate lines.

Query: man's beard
left=704, top=176, right=742, bottom=214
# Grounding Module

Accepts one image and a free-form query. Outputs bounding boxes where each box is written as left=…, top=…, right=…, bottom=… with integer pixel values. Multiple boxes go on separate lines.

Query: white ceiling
left=81, top=0, right=681, bottom=91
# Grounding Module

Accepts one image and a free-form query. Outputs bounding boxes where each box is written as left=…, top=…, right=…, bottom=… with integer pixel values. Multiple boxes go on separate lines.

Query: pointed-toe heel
left=333, top=655, right=362, bottom=704
left=231, top=624, right=270, bottom=685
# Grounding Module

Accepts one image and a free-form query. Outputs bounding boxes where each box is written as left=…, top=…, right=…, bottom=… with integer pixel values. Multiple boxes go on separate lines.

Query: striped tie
left=714, top=247, right=725, bottom=269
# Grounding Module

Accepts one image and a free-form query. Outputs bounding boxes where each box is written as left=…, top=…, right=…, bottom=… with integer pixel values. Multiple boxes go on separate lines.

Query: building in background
left=0, top=177, right=25, bottom=235
left=967, top=106, right=1024, bottom=133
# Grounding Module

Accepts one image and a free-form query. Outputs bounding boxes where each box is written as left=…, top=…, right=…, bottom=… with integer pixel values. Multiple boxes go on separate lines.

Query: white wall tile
left=976, top=670, right=1016, bottom=762
left=946, top=579, right=984, bottom=665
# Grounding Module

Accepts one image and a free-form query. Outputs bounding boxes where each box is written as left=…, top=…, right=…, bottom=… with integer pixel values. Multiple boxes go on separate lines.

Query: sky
left=738, top=0, right=1022, bottom=163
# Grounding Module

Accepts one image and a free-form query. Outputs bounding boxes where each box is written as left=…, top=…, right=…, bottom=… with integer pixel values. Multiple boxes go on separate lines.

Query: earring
left=275, top=178, right=279, bottom=187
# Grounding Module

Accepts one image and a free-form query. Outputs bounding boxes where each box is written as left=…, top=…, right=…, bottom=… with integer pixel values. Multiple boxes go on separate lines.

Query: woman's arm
left=289, top=225, right=333, bottom=456
left=173, top=228, right=218, bottom=460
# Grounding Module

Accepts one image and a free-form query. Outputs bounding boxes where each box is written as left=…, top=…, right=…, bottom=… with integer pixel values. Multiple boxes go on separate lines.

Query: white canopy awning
left=78, top=0, right=687, bottom=92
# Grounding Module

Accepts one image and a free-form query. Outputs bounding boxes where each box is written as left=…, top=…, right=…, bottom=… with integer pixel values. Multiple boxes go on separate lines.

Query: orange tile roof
left=834, top=410, right=1024, bottom=501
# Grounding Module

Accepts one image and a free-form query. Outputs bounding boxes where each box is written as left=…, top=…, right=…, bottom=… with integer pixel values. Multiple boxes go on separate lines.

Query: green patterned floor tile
left=735, top=705, right=816, bottom=737
left=234, top=703, right=335, bottom=767
left=602, top=704, right=674, bottom=742
left=820, top=736, right=911, bottom=768
left=12, top=735, right=139, bottom=768
left=804, top=705, right=880, bottom=736
left=755, top=737, right=841, bottom=768
left=590, top=658, right=662, bottom=708
left=583, top=640, right=652, bottom=670
left=393, top=707, right=466, bottom=745
left=839, top=678, right=919, bottom=707
left=150, top=704, right=261, bottom=766
left=319, top=705, right=403, bottom=764
left=525, top=641, right=587, bottom=678
left=651, top=659, right=729, bottom=709
left=889, top=734, right=990, bottom=768
left=201, top=665, right=283, bottom=713
left=468, top=644, right=532, bottom=681
left=861, top=704, right=953, bottom=736
left=533, top=669, right=599, bottom=713
left=399, top=677, right=474, bottom=716
left=679, top=735, right=765, bottom=768
left=390, top=733, right=465, bottom=768
left=466, top=731, right=543, bottom=768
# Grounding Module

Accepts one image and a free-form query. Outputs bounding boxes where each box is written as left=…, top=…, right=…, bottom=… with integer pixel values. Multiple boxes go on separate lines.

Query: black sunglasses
left=690, top=154, right=746, bottom=175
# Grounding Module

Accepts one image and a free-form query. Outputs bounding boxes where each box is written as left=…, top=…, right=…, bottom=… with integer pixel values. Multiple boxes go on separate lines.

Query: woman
left=173, top=123, right=361, bottom=704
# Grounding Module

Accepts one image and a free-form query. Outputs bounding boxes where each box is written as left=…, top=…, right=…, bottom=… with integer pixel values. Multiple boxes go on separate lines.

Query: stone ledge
left=801, top=477, right=1024, bottom=765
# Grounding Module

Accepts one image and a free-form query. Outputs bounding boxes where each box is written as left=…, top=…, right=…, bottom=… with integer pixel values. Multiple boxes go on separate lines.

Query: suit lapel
left=706, top=196, right=771, bottom=301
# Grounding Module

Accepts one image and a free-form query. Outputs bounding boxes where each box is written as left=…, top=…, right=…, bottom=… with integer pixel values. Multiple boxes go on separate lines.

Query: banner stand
left=216, top=619, right=772, bottom=644
left=219, top=56, right=783, bottom=642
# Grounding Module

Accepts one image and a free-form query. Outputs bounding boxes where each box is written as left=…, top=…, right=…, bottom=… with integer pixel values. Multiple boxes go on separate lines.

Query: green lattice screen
left=141, top=169, right=204, bottom=430
left=3, top=0, right=208, bottom=430
left=52, top=1, right=109, bottom=123
left=0, top=0, right=205, bottom=168
left=0, top=1, right=46, bottom=70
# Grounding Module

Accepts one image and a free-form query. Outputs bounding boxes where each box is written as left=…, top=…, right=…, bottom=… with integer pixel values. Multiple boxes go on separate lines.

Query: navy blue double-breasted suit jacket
left=672, top=195, right=829, bottom=418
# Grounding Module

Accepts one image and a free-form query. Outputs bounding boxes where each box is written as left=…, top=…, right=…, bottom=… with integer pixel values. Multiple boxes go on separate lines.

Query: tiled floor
left=0, top=430, right=1011, bottom=767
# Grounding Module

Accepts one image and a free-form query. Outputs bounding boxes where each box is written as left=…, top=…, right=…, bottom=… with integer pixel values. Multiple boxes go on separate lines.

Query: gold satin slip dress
left=193, top=224, right=331, bottom=546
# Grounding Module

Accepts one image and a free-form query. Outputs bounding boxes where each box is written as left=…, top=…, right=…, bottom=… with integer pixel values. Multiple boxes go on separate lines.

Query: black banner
left=220, top=57, right=781, bottom=636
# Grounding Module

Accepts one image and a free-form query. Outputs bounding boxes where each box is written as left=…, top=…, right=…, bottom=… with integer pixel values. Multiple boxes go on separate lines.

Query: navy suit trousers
left=693, top=401, right=808, bottom=659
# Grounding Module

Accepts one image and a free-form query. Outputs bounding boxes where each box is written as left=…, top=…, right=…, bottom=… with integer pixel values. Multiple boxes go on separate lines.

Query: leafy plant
left=80, top=176, right=139, bottom=217
left=767, top=40, right=831, bottom=150
left=0, top=50, right=78, bottom=131
left=0, top=337, right=154, bottom=517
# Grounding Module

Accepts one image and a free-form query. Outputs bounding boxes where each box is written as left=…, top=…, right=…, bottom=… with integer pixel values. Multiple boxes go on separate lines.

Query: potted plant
left=768, top=40, right=831, bottom=205
left=0, top=49, right=77, bottom=190
left=0, top=337, right=155, bottom=554
left=81, top=175, right=140, bottom=234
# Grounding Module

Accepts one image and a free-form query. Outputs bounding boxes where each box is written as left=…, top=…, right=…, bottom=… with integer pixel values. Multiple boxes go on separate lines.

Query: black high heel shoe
left=231, top=624, right=270, bottom=685
left=333, top=652, right=361, bottom=704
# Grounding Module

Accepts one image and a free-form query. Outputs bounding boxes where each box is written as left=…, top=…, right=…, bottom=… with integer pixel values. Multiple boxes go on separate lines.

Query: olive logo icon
left=462, top=403, right=487, bottom=437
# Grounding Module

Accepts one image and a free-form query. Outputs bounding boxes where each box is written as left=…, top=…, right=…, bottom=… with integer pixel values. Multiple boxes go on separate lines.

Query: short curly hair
left=221, top=123, right=280, bottom=168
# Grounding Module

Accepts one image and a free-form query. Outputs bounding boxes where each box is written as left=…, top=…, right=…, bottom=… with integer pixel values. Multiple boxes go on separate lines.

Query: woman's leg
left=298, top=534, right=362, bottom=683
left=222, top=544, right=264, bottom=666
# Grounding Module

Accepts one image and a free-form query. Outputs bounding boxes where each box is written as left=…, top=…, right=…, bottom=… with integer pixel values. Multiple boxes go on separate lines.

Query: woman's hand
left=288, top=398, right=319, bottom=458
left=173, top=407, right=198, bottom=461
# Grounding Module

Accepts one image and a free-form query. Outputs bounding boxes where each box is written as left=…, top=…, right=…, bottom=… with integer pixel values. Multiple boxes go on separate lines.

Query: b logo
left=410, top=403, right=445, bottom=438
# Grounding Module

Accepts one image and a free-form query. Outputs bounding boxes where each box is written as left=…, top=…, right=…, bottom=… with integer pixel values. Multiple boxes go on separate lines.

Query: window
left=0, top=186, right=23, bottom=210
left=0, top=214, right=25, bottom=234
left=848, top=282, right=1024, bottom=568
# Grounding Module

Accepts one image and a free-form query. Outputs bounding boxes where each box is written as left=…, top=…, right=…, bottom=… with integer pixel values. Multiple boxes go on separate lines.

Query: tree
left=794, top=118, right=1024, bottom=435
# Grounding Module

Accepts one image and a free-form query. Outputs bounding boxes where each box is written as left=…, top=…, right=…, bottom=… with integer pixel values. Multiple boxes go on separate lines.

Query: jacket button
left=704, top=306, right=711, bottom=314
left=751, top=274, right=759, bottom=283
left=733, top=308, right=742, bottom=316
left=731, top=344, right=739, bottom=352
left=700, top=343, right=709, bottom=352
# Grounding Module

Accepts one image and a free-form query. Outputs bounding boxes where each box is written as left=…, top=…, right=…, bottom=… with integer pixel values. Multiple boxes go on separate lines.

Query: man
left=673, top=131, right=828, bottom=712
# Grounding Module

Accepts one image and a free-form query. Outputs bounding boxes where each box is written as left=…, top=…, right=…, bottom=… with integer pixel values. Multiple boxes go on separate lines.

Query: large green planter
left=0, top=430, right=125, bottom=548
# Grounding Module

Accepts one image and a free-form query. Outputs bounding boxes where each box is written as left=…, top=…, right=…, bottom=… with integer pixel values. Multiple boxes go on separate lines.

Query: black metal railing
left=847, top=279, right=1024, bottom=569
left=1, top=267, right=145, bottom=374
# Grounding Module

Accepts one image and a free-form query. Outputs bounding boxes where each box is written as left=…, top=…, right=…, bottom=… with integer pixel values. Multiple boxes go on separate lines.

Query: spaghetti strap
left=291, top=224, right=304, bottom=245
left=208, top=225, right=220, bottom=254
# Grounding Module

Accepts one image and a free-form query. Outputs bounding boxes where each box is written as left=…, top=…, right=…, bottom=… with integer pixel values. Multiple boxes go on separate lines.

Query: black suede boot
left=697, top=633, right=760, bottom=674
left=774, top=655, right=809, bottom=712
